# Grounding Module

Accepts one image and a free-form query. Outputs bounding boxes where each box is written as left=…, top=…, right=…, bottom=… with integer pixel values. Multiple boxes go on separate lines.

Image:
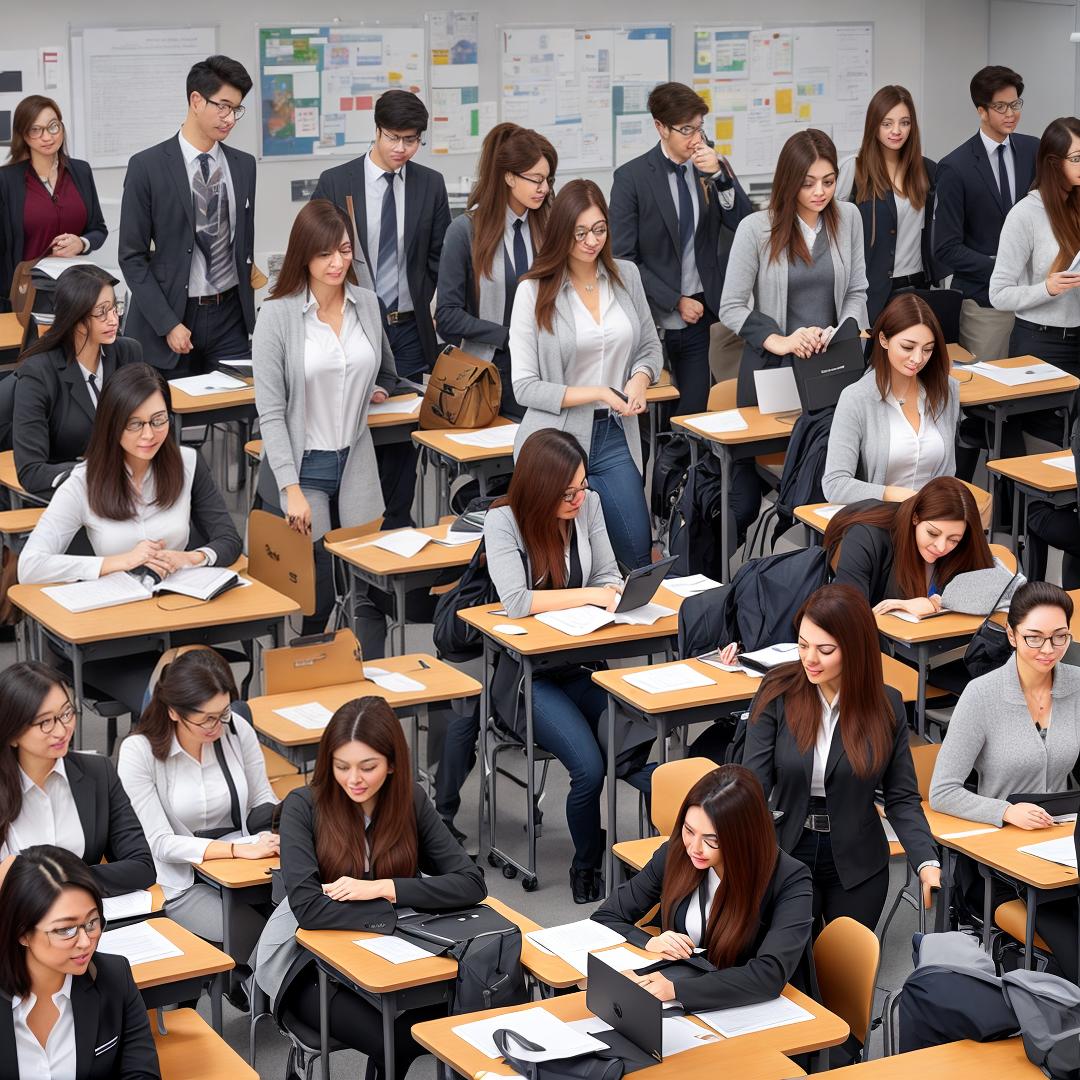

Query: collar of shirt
left=303, top=288, right=356, bottom=316
left=797, top=214, right=824, bottom=252
left=12, top=974, right=72, bottom=1015
left=979, top=129, right=1011, bottom=158
left=177, top=130, right=221, bottom=171
left=506, top=206, right=529, bottom=229
left=817, top=685, right=840, bottom=720
left=657, top=141, right=691, bottom=172
left=19, top=756, right=68, bottom=795
left=365, top=152, right=405, bottom=187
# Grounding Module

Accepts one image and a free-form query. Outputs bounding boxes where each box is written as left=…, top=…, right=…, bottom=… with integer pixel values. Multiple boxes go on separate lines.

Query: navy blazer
left=312, top=155, right=451, bottom=369
left=118, top=137, right=256, bottom=369
left=933, top=132, right=1039, bottom=306
left=609, top=143, right=753, bottom=319
left=0, top=158, right=108, bottom=304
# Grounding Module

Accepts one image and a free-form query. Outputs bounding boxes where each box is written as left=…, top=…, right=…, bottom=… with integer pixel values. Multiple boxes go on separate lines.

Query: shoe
left=442, top=817, right=468, bottom=846
left=570, top=866, right=601, bottom=904
left=590, top=868, right=605, bottom=898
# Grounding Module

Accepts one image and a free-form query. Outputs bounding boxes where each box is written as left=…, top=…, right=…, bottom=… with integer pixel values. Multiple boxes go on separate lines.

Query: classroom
left=1, top=0, right=1080, bottom=1077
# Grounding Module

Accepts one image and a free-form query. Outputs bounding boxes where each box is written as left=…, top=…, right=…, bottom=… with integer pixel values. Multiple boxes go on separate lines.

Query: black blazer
left=118, top=138, right=256, bottom=370
left=12, top=337, right=142, bottom=498
left=609, top=144, right=754, bottom=319
left=831, top=521, right=902, bottom=607
left=312, top=155, right=451, bottom=369
left=0, top=158, right=108, bottom=303
left=0, top=952, right=160, bottom=1079
left=932, top=132, right=1038, bottom=306
left=742, top=683, right=937, bottom=889
left=592, top=841, right=813, bottom=1013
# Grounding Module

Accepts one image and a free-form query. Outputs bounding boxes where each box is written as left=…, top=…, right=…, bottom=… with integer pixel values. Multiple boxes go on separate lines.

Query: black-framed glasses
left=379, top=130, right=424, bottom=149
left=181, top=706, right=232, bottom=731
left=562, top=479, right=589, bottom=504
left=203, top=96, right=246, bottom=120
left=28, top=120, right=63, bottom=139
left=123, top=413, right=170, bottom=434
left=513, top=171, right=553, bottom=191
left=681, top=821, right=719, bottom=850
left=1020, top=631, right=1071, bottom=650
left=986, top=99, right=1023, bottom=114
left=573, top=223, right=608, bottom=243
left=90, top=300, right=123, bottom=322
left=31, top=701, right=76, bottom=735
left=669, top=122, right=706, bottom=138
left=39, top=916, right=105, bottom=944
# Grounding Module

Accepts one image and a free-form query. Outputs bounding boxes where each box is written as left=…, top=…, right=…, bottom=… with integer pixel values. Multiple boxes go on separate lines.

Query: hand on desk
left=144, top=548, right=207, bottom=576
left=714, top=642, right=740, bottom=666
left=645, top=930, right=696, bottom=961
left=236, top=833, right=279, bottom=860
left=873, top=596, right=941, bottom=618
left=1003, top=802, right=1055, bottom=830
left=322, top=876, right=397, bottom=903
left=370, top=388, right=389, bottom=405
left=631, top=970, right=677, bottom=1002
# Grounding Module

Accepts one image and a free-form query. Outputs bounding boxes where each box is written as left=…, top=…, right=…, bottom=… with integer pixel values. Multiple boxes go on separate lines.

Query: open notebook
left=43, top=566, right=241, bottom=613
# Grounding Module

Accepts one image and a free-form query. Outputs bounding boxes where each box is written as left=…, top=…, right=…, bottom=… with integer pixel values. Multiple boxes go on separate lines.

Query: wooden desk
left=0, top=312, right=25, bottom=351
left=152, top=1007, right=259, bottom=1080
left=261, top=743, right=297, bottom=780
left=948, top=343, right=975, bottom=363
left=829, top=1037, right=1038, bottom=1078
left=271, top=771, right=307, bottom=799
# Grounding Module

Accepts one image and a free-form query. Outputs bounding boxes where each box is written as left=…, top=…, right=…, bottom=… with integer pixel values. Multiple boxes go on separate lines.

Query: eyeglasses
left=123, top=413, right=170, bottom=434
left=181, top=706, right=232, bottom=731
left=31, top=702, right=76, bottom=735
left=513, top=171, right=553, bottom=191
left=27, top=120, right=63, bottom=139
left=90, top=301, right=123, bottom=322
left=40, top=916, right=105, bottom=944
left=681, top=821, right=719, bottom=850
left=379, top=130, right=424, bottom=149
left=1063, top=154, right=1080, bottom=166
left=562, top=479, right=589, bottom=504
left=573, top=223, right=608, bottom=243
left=986, top=99, right=1023, bottom=114
left=203, top=96, right=246, bottom=121
left=1020, top=631, right=1071, bottom=649
left=669, top=123, right=706, bottom=138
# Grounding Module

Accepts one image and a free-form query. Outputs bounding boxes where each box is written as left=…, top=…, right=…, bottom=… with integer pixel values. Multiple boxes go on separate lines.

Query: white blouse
left=0, top=758, right=84, bottom=861
left=564, top=275, right=635, bottom=390
left=683, top=868, right=722, bottom=946
left=13, top=975, right=75, bottom=1080
left=883, top=388, right=948, bottom=492
left=812, top=689, right=842, bottom=798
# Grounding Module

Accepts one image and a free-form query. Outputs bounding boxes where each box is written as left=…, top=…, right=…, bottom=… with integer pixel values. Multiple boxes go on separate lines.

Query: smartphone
left=608, top=386, right=629, bottom=403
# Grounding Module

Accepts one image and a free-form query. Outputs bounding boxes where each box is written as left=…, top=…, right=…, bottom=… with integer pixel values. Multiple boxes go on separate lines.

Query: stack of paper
left=697, top=649, right=765, bottom=678
left=970, top=362, right=1067, bottom=386
left=815, top=505, right=844, bottom=521
left=369, top=395, right=423, bottom=416
left=169, top=372, right=249, bottom=396
left=431, top=530, right=479, bottom=547
left=360, top=530, right=434, bottom=558
left=589, top=947, right=652, bottom=973
left=353, top=935, right=433, bottom=964
left=1044, top=456, right=1077, bottom=474
left=273, top=701, right=334, bottom=729
left=364, top=666, right=425, bottom=693
left=664, top=574, right=723, bottom=597
left=526, top=920, right=626, bottom=977
left=453, top=1007, right=608, bottom=1061
left=98, top=922, right=184, bottom=965
left=694, top=995, right=815, bottom=1037
left=623, top=664, right=717, bottom=695
left=101, top=890, right=154, bottom=921
left=446, top=425, right=519, bottom=448
left=1019, top=836, right=1078, bottom=868
left=535, top=606, right=615, bottom=637
left=685, top=409, right=748, bottom=435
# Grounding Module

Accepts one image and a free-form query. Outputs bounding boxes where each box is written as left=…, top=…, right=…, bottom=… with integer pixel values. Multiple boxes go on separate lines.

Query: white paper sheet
left=567, top=1015, right=719, bottom=1056
left=970, top=362, right=1067, bottom=387
left=32, top=255, right=109, bottom=279
left=363, top=667, right=425, bottom=693
left=611, top=603, right=676, bottom=626
left=663, top=574, right=723, bottom=597
left=739, top=642, right=800, bottom=670
left=1043, top=456, right=1077, bottom=473
left=446, top=425, right=519, bottom=448
left=535, top=606, right=614, bottom=637
left=623, top=664, right=717, bottom=695
left=353, top=935, right=433, bottom=963
left=1018, top=836, right=1078, bottom=868
left=453, top=1006, right=608, bottom=1061
left=168, top=372, right=248, bottom=396
left=684, top=409, right=748, bottom=434
left=273, top=702, right=334, bottom=730
left=98, top=922, right=184, bottom=965
left=815, top=505, right=844, bottom=521
left=43, top=572, right=151, bottom=613
left=431, top=530, right=479, bottom=547
left=101, top=890, right=154, bottom=921
left=368, top=395, right=423, bottom=416
left=362, top=530, right=434, bottom=558
left=589, top=946, right=652, bottom=972
left=940, top=827, right=999, bottom=839
left=694, top=995, right=814, bottom=1037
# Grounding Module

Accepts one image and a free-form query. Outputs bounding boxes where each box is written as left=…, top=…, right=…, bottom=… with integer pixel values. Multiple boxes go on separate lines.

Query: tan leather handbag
left=419, top=345, right=501, bottom=430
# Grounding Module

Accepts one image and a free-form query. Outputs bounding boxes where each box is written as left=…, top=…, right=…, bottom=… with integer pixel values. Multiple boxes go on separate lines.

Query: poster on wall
left=0, top=48, right=69, bottom=148
left=428, top=10, right=492, bottom=155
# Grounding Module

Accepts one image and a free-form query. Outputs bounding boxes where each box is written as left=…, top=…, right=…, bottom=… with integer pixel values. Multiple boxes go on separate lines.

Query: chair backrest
left=247, top=509, right=316, bottom=615
left=813, top=916, right=881, bottom=1047
left=909, top=742, right=940, bottom=801
left=263, top=627, right=365, bottom=695
left=988, top=542, right=1017, bottom=574
left=650, top=757, right=719, bottom=834
left=707, top=379, right=737, bottom=412
left=961, top=481, right=993, bottom=531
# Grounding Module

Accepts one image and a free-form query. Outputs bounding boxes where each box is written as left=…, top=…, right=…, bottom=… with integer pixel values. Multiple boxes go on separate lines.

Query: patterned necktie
left=192, top=152, right=234, bottom=291
left=669, top=160, right=695, bottom=255
left=996, top=142, right=1012, bottom=211
left=376, top=171, right=399, bottom=312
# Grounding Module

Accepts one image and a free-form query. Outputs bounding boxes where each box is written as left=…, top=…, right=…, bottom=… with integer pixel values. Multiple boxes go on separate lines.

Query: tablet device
left=586, top=953, right=664, bottom=1064
left=614, top=555, right=678, bottom=612
left=1007, top=791, right=1080, bottom=817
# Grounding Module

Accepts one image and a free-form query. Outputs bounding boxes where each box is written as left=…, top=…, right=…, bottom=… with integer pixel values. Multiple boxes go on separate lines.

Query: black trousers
left=1026, top=500, right=1080, bottom=588
left=377, top=318, right=427, bottom=529
left=175, top=289, right=250, bottom=376
left=1035, top=896, right=1080, bottom=983
left=790, top=827, right=890, bottom=931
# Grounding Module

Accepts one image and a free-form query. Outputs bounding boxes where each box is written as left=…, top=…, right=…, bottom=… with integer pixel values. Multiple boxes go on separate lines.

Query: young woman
left=0, top=661, right=154, bottom=896
left=509, top=179, right=662, bottom=571
left=592, top=764, right=813, bottom=1010
left=254, top=697, right=485, bottom=1080
left=0, top=845, right=159, bottom=1079
left=823, top=292, right=959, bottom=504
left=930, top=582, right=1080, bottom=978
left=0, top=95, right=108, bottom=304
left=742, top=584, right=940, bottom=929
left=18, top=362, right=241, bottom=584
left=12, top=264, right=140, bottom=499
left=252, top=198, right=397, bottom=650
left=437, top=123, right=557, bottom=420
left=838, top=86, right=938, bottom=323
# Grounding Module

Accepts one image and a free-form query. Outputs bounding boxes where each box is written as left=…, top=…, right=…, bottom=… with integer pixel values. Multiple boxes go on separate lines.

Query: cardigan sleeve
left=988, top=205, right=1053, bottom=312
left=718, top=216, right=781, bottom=350
left=251, top=304, right=300, bottom=492
left=435, top=216, right=509, bottom=348
left=821, top=385, right=885, bottom=503
left=621, top=261, right=663, bottom=382
left=484, top=507, right=533, bottom=619
left=509, top=280, right=567, bottom=415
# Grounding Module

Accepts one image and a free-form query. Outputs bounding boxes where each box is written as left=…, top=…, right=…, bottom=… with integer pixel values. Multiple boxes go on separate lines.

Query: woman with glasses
left=0, top=661, right=154, bottom=897
left=0, top=845, right=160, bottom=1079
left=510, top=179, right=662, bottom=571
left=11, top=264, right=139, bottom=500
left=0, top=94, right=107, bottom=306
left=18, top=362, right=241, bottom=585
left=437, top=123, right=557, bottom=420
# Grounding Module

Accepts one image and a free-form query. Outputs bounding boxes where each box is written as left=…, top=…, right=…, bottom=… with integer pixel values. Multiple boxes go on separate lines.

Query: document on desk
left=150, top=566, right=240, bottom=601
left=431, top=529, right=479, bottom=547
left=684, top=409, right=748, bottom=435
left=43, top=572, right=155, bottom=613
left=1044, top=456, right=1077, bottom=473
left=368, top=394, right=423, bottom=416
left=611, top=603, right=676, bottom=626
left=664, top=574, right=723, bottom=597
left=273, top=701, right=334, bottom=730
left=535, top=606, right=615, bottom=636
left=526, top=921, right=625, bottom=971
left=969, top=362, right=1068, bottom=386
left=1018, top=836, right=1078, bottom=868
left=815, top=505, right=844, bottom=521
left=590, top=946, right=653, bottom=972
left=454, top=1006, right=608, bottom=1061
left=168, top=372, right=249, bottom=396
left=361, top=529, right=434, bottom=558
left=363, top=666, right=425, bottom=692
left=446, top=424, right=519, bottom=448
left=939, top=827, right=999, bottom=839
left=739, top=642, right=801, bottom=672
left=694, top=995, right=815, bottom=1038
left=98, top=922, right=184, bottom=965
left=353, top=935, right=434, bottom=964
left=697, top=650, right=765, bottom=678
left=101, top=890, right=155, bottom=921
left=568, top=1014, right=720, bottom=1056
left=623, top=663, right=717, bottom=695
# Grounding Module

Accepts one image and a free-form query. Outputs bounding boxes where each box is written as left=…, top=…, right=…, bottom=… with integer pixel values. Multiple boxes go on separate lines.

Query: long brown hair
left=749, top=584, right=895, bottom=777
left=853, top=86, right=929, bottom=211
left=468, top=123, right=557, bottom=289
left=768, top=129, right=840, bottom=265
left=493, top=429, right=586, bottom=590
left=309, top=697, right=418, bottom=881
left=869, top=292, right=950, bottom=419
left=269, top=199, right=358, bottom=299
left=523, top=179, right=622, bottom=333
left=661, top=765, right=778, bottom=969
left=1034, top=117, right=1080, bottom=273
left=824, top=476, right=993, bottom=599
left=7, top=95, right=67, bottom=165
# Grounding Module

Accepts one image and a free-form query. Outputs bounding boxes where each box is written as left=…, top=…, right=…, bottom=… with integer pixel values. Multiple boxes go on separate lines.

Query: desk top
left=987, top=449, right=1076, bottom=493
left=195, top=856, right=278, bottom=889
left=875, top=607, right=985, bottom=645
left=326, top=521, right=480, bottom=575
left=955, top=355, right=1080, bottom=407
left=128, top=917, right=233, bottom=990
left=947, top=343, right=975, bottom=363
left=152, top=1007, right=259, bottom=1080
left=0, top=313, right=25, bottom=351
left=645, top=369, right=681, bottom=404
left=827, top=1037, right=1038, bottom=1078
left=169, top=380, right=255, bottom=414
left=481, top=895, right=584, bottom=990
left=671, top=407, right=797, bottom=447
left=412, top=417, right=517, bottom=462
left=0, top=450, right=27, bottom=496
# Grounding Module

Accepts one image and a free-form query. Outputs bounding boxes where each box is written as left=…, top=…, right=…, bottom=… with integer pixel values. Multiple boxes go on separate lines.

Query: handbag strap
left=974, top=570, right=1022, bottom=633
left=194, top=727, right=243, bottom=838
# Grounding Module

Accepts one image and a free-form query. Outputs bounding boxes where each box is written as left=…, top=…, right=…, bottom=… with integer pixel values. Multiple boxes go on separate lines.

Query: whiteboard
left=68, top=26, right=218, bottom=168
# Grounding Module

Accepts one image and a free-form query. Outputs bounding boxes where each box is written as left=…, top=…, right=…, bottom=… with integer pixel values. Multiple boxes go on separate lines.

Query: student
left=18, top=363, right=241, bottom=584
left=823, top=292, right=959, bottom=504
left=742, top=584, right=940, bottom=928
left=509, top=179, right=661, bottom=571
left=252, top=198, right=396, bottom=649
left=592, top=764, right=813, bottom=1008
left=934, top=66, right=1038, bottom=364
left=609, top=81, right=753, bottom=416
left=12, top=265, right=140, bottom=499
left=0, top=661, right=154, bottom=896
left=119, top=55, right=256, bottom=375
left=254, top=697, right=485, bottom=1080
left=436, top=123, right=558, bottom=420
left=929, top=581, right=1080, bottom=978
left=0, top=95, right=107, bottom=305
left=837, top=85, right=938, bottom=323
left=0, top=845, right=160, bottom=1079
left=313, top=90, right=451, bottom=530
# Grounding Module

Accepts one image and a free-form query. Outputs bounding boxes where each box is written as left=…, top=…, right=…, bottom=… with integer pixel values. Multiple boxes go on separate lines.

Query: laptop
left=791, top=319, right=866, bottom=413
left=614, top=555, right=678, bottom=612
left=585, top=953, right=665, bottom=1065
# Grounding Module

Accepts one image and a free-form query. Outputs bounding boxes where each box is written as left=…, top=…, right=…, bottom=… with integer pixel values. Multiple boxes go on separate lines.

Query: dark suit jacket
left=933, top=132, right=1039, bottom=306
left=13, top=337, right=142, bottom=497
left=0, top=952, right=160, bottom=1079
left=592, top=841, right=813, bottom=1012
left=742, top=683, right=937, bottom=889
left=0, top=158, right=108, bottom=303
left=831, top=521, right=901, bottom=607
left=118, top=138, right=256, bottom=369
left=312, top=155, right=451, bottom=368
left=609, top=144, right=753, bottom=319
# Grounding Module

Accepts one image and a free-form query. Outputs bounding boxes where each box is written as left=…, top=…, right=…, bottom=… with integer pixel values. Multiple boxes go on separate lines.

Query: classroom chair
left=992, top=900, right=1053, bottom=974
left=249, top=974, right=350, bottom=1080
left=813, top=916, right=881, bottom=1063
left=153, top=1006, right=258, bottom=1080
left=321, top=515, right=383, bottom=632
left=650, top=757, right=720, bottom=835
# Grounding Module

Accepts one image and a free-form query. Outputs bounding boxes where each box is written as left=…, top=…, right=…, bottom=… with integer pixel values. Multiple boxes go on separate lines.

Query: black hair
left=18, top=264, right=118, bottom=365
left=970, top=65, right=1024, bottom=109
left=1007, top=580, right=1074, bottom=629
left=373, top=90, right=429, bottom=134
left=186, top=55, right=253, bottom=102
left=647, top=82, right=708, bottom=128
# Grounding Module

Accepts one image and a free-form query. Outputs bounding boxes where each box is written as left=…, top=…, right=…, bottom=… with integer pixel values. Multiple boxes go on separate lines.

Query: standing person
left=436, top=123, right=557, bottom=420
left=837, top=85, right=938, bottom=324
left=118, top=55, right=256, bottom=375
left=609, top=81, right=753, bottom=416
left=509, top=179, right=662, bottom=571
left=313, top=90, right=451, bottom=529
left=0, top=95, right=108, bottom=306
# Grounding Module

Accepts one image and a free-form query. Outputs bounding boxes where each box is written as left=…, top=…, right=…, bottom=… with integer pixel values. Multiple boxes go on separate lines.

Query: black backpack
left=432, top=540, right=498, bottom=663
left=650, top=433, right=691, bottom=520
left=665, top=455, right=727, bottom=580
left=772, top=406, right=835, bottom=543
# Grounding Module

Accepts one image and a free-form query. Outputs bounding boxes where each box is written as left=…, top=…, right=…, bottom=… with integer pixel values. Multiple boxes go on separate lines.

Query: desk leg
left=604, top=692, right=618, bottom=898
left=479, top=638, right=492, bottom=857
left=915, top=645, right=928, bottom=738
left=393, top=578, right=407, bottom=656
left=1024, top=887, right=1037, bottom=970
left=318, top=964, right=330, bottom=1080
left=1013, top=488, right=1024, bottom=573
left=210, top=973, right=223, bottom=1034
left=72, top=646, right=85, bottom=751
left=979, top=863, right=993, bottom=952
left=524, top=659, right=538, bottom=886
left=382, top=991, right=397, bottom=1080
left=718, top=446, right=733, bottom=582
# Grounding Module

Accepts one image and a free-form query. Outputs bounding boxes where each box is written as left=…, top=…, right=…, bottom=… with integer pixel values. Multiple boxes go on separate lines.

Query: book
left=43, top=566, right=240, bottom=613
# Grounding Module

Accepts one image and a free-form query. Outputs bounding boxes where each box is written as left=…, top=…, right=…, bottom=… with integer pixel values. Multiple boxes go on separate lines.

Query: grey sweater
left=929, top=657, right=1080, bottom=825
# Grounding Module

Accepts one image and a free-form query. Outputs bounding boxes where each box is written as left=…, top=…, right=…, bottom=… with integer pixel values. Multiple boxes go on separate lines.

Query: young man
left=313, top=90, right=451, bottom=528
left=119, top=55, right=256, bottom=374
left=609, top=81, right=752, bottom=417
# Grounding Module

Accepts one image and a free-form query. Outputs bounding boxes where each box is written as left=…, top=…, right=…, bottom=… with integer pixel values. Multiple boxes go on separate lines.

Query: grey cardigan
left=822, top=368, right=960, bottom=503
left=251, top=284, right=397, bottom=527
left=929, top=657, right=1080, bottom=825
left=509, top=258, right=662, bottom=471
left=484, top=493, right=621, bottom=619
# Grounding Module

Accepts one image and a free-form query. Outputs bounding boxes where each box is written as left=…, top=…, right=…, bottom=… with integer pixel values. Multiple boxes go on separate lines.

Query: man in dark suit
left=609, top=81, right=753, bottom=417
left=119, top=55, right=256, bottom=375
left=313, top=91, right=451, bottom=528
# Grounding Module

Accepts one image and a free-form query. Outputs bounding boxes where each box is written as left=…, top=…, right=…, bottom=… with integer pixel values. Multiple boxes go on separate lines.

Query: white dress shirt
left=503, top=207, right=534, bottom=267
left=883, top=387, right=948, bottom=492
left=77, top=353, right=102, bottom=404
left=891, top=193, right=925, bottom=278
left=302, top=291, right=379, bottom=452
left=364, top=153, right=412, bottom=313
left=177, top=131, right=238, bottom=297
left=979, top=129, right=1016, bottom=204
left=797, top=214, right=824, bottom=252
left=13, top=974, right=75, bottom=1080
left=811, top=688, right=841, bottom=798
left=0, top=758, right=85, bottom=861
left=563, top=271, right=635, bottom=390
left=683, top=867, right=722, bottom=946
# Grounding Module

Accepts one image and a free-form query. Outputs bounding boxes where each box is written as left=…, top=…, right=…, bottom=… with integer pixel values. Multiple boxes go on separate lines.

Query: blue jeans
left=663, top=313, right=713, bottom=417
left=377, top=318, right=426, bottom=529
left=588, top=414, right=652, bottom=571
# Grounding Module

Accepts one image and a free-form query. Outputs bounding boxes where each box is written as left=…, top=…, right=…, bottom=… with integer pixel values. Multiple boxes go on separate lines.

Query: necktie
left=670, top=161, right=695, bottom=255
left=197, top=152, right=211, bottom=183
left=192, top=153, right=233, bottom=291
left=377, top=171, right=399, bottom=313
left=86, top=372, right=98, bottom=408
left=996, top=142, right=1012, bottom=211
left=511, top=219, right=529, bottom=282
